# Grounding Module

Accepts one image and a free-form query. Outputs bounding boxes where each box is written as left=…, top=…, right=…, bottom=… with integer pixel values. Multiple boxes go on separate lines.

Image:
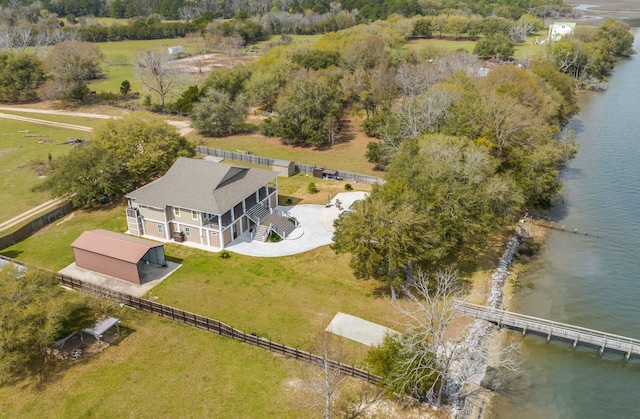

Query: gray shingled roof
left=126, top=158, right=277, bottom=215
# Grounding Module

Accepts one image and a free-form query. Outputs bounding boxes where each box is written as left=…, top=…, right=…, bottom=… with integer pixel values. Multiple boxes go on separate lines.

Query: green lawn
left=0, top=311, right=308, bottom=419
left=195, top=131, right=380, bottom=177
left=1, top=202, right=391, bottom=361
left=149, top=244, right=394, bottom=355
left=404, top=38, right=476, bottom=54
left=0, top=120, right=91, bottom=225
left=404, top=35, right=545, bottom=60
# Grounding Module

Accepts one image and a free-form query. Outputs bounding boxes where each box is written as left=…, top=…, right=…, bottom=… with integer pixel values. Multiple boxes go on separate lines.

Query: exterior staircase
left=253, top=224, right=270, bottom=242
left=252, top=214, right=297, bottom=242
left=247, top=203, right=270, bottom=225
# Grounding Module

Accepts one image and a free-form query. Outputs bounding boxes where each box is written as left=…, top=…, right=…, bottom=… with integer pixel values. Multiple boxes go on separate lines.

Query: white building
left=548, top=22, right=576, bottom=42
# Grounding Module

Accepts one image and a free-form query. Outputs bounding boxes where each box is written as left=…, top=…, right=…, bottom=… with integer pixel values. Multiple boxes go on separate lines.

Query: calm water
left=492, top=35, right=640, bottom=418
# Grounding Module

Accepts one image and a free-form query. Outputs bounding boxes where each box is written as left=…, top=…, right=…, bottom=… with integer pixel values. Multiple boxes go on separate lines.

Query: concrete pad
left=326, top=312, right=398, bottom=347
left=58, top=261, right=181, bottom=297
left=226, top=191, right=368, bottom=257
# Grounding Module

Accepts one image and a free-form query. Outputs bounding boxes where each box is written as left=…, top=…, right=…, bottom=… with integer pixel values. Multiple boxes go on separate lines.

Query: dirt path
left=0, top=107, right=195, bottom=136
left=0, top=112, right=93, bottom=132
left=0, top=197, right=67, bottom=233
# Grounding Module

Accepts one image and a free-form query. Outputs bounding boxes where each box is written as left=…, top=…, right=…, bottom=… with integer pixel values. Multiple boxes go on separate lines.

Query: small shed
left=322, top=169, right=339, bottom=180
left=71, top=229, right=166, bottom=285
left=272, top=159, right=295, bottom=177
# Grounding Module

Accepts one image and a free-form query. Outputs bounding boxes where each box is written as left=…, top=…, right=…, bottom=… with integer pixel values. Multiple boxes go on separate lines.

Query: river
left=491, top=35, right=640, bottom=418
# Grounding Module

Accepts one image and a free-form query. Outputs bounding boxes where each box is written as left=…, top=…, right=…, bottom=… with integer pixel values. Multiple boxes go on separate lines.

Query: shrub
left=268, top=231, right=281, bottom=242
left=220, top=250, right=231, bottom=259
left=307, top=182, right=319, bottom=194
left=344, top=183, right=353, bottom=191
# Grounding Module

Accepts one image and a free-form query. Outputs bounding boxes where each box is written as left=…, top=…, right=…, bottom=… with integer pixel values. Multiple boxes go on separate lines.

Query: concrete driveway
left=226, top=192, right=367, bottom=257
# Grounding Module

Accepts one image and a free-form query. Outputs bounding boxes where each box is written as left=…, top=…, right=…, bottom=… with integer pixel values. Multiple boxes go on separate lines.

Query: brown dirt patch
left=166, top=53, right=258, bottom=73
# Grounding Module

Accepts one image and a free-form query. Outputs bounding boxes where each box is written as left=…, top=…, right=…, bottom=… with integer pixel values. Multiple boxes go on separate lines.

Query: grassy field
left=89, top=37, right=206, bottom=94
left=0, top=110, right=109, bottom=129
left=195, top=129, right=380, bottom=177
left=404, top=34, right=546, bottom=60
left=0, top=310, right=310, bottom=419
left=0, top=120, right=91, bottom=225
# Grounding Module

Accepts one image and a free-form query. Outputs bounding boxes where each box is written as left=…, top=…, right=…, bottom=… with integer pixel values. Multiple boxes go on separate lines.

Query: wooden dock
left=455, top=302, right=640, bottom=360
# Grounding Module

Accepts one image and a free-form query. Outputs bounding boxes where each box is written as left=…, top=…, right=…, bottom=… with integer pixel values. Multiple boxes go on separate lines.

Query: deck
left=455, top=302, right=640, bottom=360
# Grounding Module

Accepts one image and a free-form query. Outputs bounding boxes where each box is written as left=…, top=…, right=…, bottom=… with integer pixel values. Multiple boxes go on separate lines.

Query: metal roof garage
left=71, top=229, right=166, bottom=285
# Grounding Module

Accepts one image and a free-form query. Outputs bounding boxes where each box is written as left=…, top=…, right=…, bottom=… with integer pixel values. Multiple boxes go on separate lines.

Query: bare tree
left=300, top=331, right=347, bottom=419
left=394, top=86, right=453, bottom=140
left=178, top=5, right=200, bottom=21
left=395, top=62, right=439, bottom=100
left=136, top=49, right=183, bottom=110
left=11, top=26, right=32, bottom=52
left=392, top=268, right=521, bottom=408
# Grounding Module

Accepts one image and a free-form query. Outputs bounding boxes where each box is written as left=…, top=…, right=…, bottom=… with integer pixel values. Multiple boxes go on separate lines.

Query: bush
left=268, top=231, right=281, bottom=242
left=344, top=183, right=353, bottom=191
left=307, top=182, right=319, bottom=194
left=220, top=250, right=231, bottom=259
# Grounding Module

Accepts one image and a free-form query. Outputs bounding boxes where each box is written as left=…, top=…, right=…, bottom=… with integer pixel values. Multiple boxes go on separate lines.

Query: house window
left=192, top=210, right=198, bottom=220
left=174, top=207, right=180, bottom=216
left=157, top=224, right=163, bottom=234
left=185, top=227, right=191, bottom=236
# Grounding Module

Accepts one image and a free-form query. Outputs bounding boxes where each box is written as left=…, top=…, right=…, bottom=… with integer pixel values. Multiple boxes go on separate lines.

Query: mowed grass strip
left=0, top=311, right=306, bottom=419
left=0, top=120, right=90, bottom=224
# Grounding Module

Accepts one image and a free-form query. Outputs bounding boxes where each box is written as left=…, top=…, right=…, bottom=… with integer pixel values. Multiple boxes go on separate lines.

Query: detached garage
left=71, top=229, right=166, bottom=285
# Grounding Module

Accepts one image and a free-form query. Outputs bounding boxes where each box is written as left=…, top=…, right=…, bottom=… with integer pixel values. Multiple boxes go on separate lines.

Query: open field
left=0, top=120, right=90, bottom=224
left=405, top=34, right=547, bottom=60
left=0, top=110, right=108, bottom=130
left=0, top=310, right=309, bottom=419
left=89, top=36, right=207, bottom=94
left=195, top=122, right=380, bottom=177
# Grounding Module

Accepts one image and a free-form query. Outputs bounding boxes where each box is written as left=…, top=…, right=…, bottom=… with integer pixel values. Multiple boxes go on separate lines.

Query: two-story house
left=125, top=157, right=278, bottom=249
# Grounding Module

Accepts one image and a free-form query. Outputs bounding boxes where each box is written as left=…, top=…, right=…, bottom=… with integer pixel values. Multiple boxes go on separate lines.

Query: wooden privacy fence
left=0, top=256, right=381, bottom=386
left=196, top=146, right=384, bottom=186
left=0, top=202, right=72, bottom=250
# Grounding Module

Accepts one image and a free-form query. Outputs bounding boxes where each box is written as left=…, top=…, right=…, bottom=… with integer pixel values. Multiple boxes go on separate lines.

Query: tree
left=299, top=331, right=347, bottom=419
left=204, top=64, right=252, bottom=100
left=45, top=40, right=103, bottom=86
left=120, top=79, right=131, bottom=95
left=44, top=40, right=103, bottom=100
left=594, top=19, right=635, bottom=57
left=0, top=265, right=96, bottom=383
left=46, top=114, right=194, bottom=206
left=136, top=49, right=183, bottom=111
left=367, top=268, right=521, bottom=406
left=91, top=113, right=194, bottom=185
left=332, top=188, right=432, bottom=300
left=44, top=145, right=131, bottom=207
left=473, top=34, right=514, bottom=59
left=269, top=75, right=342, bottom=147
left=335, top=135, right=522, bottom=286
left=190, top=90, right=249, bottom=136
left=0, top=52, right=45, bottom=102
left=246, top=62, right=290, bottom=112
